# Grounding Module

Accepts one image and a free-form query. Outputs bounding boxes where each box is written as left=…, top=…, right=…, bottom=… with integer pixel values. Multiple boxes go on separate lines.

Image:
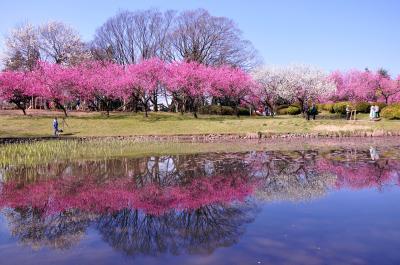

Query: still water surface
left=0, top=143, right=399, bottom=264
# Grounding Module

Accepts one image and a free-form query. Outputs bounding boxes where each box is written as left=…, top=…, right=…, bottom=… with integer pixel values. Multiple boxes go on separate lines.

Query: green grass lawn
left=0, top=111, right=399, bottom=138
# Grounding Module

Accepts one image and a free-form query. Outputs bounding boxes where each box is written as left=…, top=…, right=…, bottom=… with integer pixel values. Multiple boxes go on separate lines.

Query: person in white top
left=369, top=105, right=376, bottom=120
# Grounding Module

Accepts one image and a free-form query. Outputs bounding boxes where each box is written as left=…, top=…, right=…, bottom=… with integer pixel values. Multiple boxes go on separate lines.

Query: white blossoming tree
left=283, top=64, right=336, bottom=112
left=3, top=23, right=41, bottom=70
left=251, top=66, right=285, bottom=115
left=38, top=21, right=88, bottom=65
left=3, top=21, right=89, bottom=69
left=253, top=64, right=336, bottom=114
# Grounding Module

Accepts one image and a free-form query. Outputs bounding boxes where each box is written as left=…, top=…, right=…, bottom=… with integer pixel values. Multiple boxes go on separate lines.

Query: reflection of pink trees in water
left=316, top=153, right=400, bottom=190
left=2, top=150, right=399, bottom=213
left=0, top=174, right=255, bottom=216
left=246, top=149, right=400, bottom=201
left=0, top=172, right=257, bottom=254
left=1, top=149, right=400, bottom=254
left=0, top=154, right=258, bottom=253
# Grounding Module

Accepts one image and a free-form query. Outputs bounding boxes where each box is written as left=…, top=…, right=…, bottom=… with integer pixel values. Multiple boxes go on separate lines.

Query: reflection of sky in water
left=0, top=145, right=399, bottom=264
left=0, top=212, right=11, bottom=240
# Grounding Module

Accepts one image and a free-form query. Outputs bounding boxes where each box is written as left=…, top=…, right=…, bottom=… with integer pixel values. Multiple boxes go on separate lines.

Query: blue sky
left=1, top=0, right=399, bottom=75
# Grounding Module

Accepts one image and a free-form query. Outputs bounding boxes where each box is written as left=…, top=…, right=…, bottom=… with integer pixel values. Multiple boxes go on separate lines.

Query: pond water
left=0, top=142, right=400, bottom=264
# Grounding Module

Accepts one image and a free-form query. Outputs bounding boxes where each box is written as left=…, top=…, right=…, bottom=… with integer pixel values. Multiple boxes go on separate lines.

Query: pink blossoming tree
left=73, top=61, right=126, bottom=115
left=329, top=69, right=399, bottom=104
left=0, top=70, right=34, bottom=115
left=166, top=61, right=211, bottom=118
left=30, top=61, right=76, bottom=116
left=210, top=65, right=255, bottom=117
left=124, top=58, right=166, bottom=117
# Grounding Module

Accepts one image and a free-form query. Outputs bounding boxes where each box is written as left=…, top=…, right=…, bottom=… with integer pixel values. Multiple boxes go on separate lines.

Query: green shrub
left=237, top=107, right=250, bottom=116
left=221, top=106, right=234, bottom=115
left=287, top=106, right=301, bottom=115
left=277, top=104, right=289, bottom=110
left=354, top=102, right=371, bottom=113
left=330, top=101, right=386, bottom=114
left=277, top=107, right=288, bottom=115
left=381, top=104, right=400, bottom=119
left=332, top=102, right=349, bottom=114
left=199, top=105, right=234, bottom=115
left=291, top=102, right=301, bottom=109
left=199, top=105, right=214, bottom=115
left=198, top=105, right=250, bottom=116
left=318, top=103, right=334, bottom=113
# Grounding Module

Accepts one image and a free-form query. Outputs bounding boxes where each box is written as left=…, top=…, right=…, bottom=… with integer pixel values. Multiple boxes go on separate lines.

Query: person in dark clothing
left=53, top=117, right=59, bottom=136
left=375, top=104, right=380, bottom=118
left=309, top=103, right=318, bottom=120
left=303, top=104, right=310, bottom=120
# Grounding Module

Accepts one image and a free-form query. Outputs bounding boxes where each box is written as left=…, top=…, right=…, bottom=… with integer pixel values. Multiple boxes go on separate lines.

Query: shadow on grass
left=60, top=133, right=77, bottom=136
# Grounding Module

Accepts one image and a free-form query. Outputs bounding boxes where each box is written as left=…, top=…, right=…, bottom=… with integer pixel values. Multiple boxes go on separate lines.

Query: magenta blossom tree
left=395, top=76, right=400, bottom=102
left=124, top=58, right=166, bottom=117
left=0, top=71, right=34, bottom=115
left=166, top=61, right=211, bottom=118
left=374, top=72, right=400, bottom=104
left=73, top=61, right=126, bottom=116
left=329, top=69, right=400, bottom=104
left=210, top=66, right=255, bottom=117
left=30, top=61, right=76, bottom=116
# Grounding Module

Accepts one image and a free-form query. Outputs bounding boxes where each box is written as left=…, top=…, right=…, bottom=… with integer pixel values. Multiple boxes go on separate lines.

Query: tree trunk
left=14, top=101, right=27, bottom=115
left=144, top=101, right=148, bottom=117
left=181, top=99, right=186, bottom=115
left=233, top=106, right=240, bottom=117
left=265, top=101, right=275, bottom=117
left=54, top=100, right=68, bottom=117
left=17, top=104, right=27, bottom=115
left=152, top=92, right=158, bottom=112
left=62, top=107, right=68, bottom=117
left=297, top=99, right=307, bottom=119
left=103, top=99, right=110, bottom=116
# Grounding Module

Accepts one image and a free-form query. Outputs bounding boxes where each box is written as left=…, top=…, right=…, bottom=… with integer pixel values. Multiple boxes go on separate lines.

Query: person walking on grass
left=304, top=104, right=310, bottom=120
left=375, top=104, right=380, bottom=118
left=346, top=105, right=351, bottom=120
left=369, top=105, right=376, bottom=120
left=53, top=117, right=59, bottom=136
left=309, top=103, right=318, bottom=120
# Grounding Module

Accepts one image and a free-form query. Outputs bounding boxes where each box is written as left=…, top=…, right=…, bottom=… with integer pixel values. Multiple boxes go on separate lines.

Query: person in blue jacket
left=53, top=117, right=59, bottom=136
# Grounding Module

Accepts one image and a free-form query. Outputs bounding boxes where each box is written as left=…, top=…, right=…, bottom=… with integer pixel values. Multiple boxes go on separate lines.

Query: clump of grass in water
left=0, top=140, right=267, bottom=167
left=0, top=140, right=113, bottom=167
left=0, top=140, right=129, bottom=167
left=2, top=137, right=398, bottom=168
